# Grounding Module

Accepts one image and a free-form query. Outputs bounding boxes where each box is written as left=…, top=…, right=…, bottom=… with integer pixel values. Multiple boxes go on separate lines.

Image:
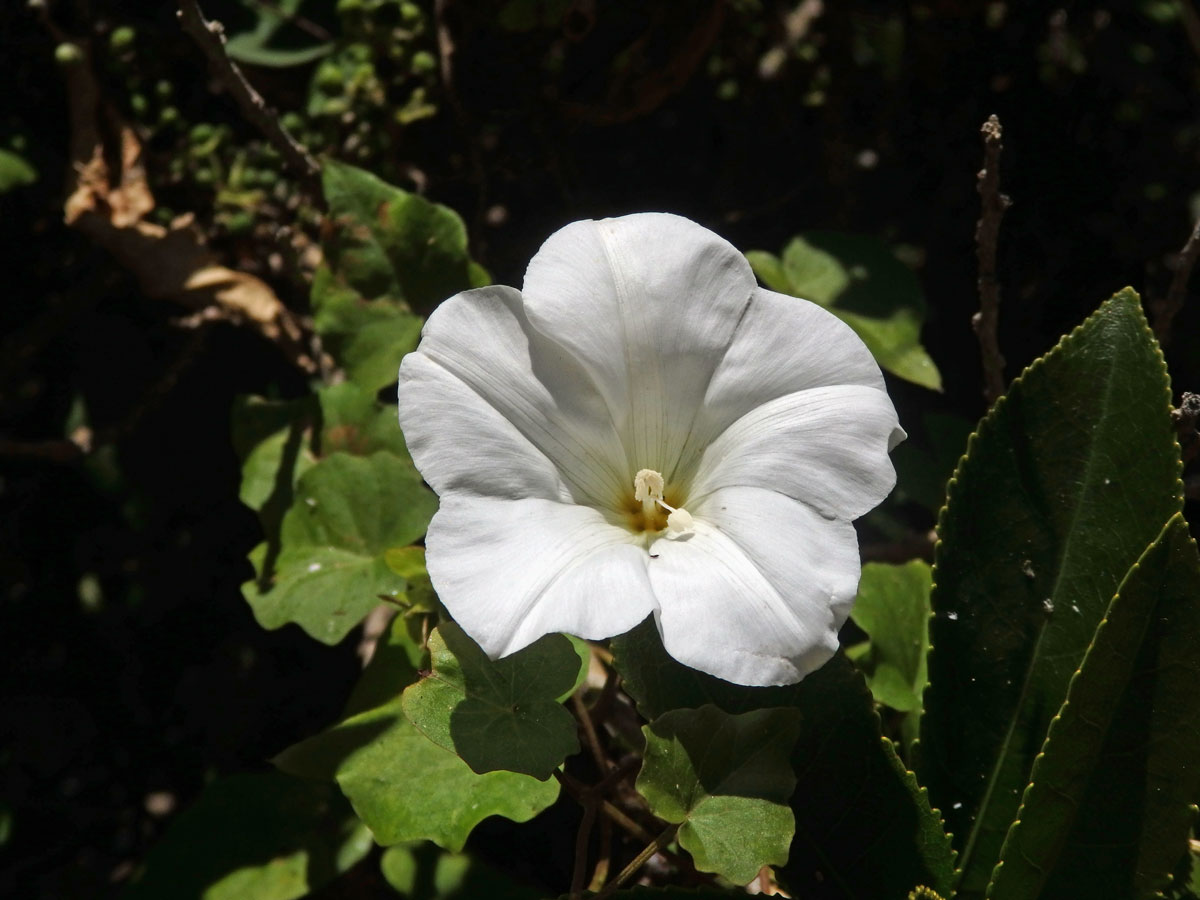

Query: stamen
left=633, top=468, right=664, bottom=518
left=632, top=469, right=694, bottom=535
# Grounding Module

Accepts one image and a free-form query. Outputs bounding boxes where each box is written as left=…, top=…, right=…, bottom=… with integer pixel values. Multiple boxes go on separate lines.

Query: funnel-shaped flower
left=398, top=213, right=904, bottom=686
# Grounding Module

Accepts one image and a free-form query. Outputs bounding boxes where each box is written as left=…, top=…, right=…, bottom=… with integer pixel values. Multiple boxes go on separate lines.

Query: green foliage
left=746, top=232, right=942, bottom=390
left=0, top=148, right=36, bottom=192
left=122, top=773, right=367, bottom=900
left=380, top=841, right=544, bottom=898
left=613, top=622, right=956, bottom=898
left=847, top=560, right=932, bottom=715
left=987, top=514, right=1200, bottom=899
left=637, top=705, right=801, bottom=884
left=402, top=622, right=584, bottom=780
left=777, top=655, right=956, bottom=900
left=244, top=451, right=436, bottom=643
left=919, top=289, right=1184, bottom=895
left=312, top=160, right=484, bottom=390
left=275, top=687, right=561, bottom=852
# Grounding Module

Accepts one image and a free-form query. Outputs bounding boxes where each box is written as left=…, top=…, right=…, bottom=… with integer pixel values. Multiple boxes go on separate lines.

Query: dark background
left=3, top=0, right=1199, bottom=896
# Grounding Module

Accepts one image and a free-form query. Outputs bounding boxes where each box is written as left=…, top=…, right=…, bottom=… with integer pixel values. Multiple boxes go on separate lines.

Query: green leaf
left=777, top=654, right=956, bottom=900
left=612, top=622, right=954, bottom=897
left=637, top=705, right=801, bottom=884
left=848, top=560, right=932, bottom=714
left=987, top=514, right=1200, bottom=900
left=244, top=452, right=437, bottom=643
left=275, top=704, right=559, bottom=852
left=315, top=380, right=412, bottom=461
left=746, top=232, right=942, bottom=390
left=311, top=265, right=425, bottom=391
left=401, top=622, right=582, bottom=779
left=321, top=159, right=475, bottom=310
left=0, top=148, right=37, bottom=192
left=122, top=772, right=362, bottom=900
left=919, top=289, right=1183, bottom=895
left=565, top=889, right=749, bottom=899
left=343, top=613, right=423, bottom=717
left=380, top=841, right=545, bottom=898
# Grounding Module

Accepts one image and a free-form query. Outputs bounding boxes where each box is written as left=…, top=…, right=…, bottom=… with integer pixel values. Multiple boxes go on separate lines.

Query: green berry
left=109, top=26, right=135, bottom=52
left=54, top=43, right=84, bottom=65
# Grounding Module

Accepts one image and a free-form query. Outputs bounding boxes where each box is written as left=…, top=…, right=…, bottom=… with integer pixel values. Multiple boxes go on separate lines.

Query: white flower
left=397, top=213, right=904, bottom=686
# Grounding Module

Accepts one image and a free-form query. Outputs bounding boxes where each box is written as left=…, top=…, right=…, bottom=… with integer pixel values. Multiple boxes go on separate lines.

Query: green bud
left=54, top=42, right=84, bottom=65
left=399, top=2, right=422, bottom=24
left=410, top=50, right=436, bottom=75
left=158, top=106, right=180, bottom=126
left=129, top=93, right=148, bottom=117
left=109, top=26, right=136, bottom=52
left=154, top=79, right=173, bottom=99
left=189, top=123, right=215, bottom=143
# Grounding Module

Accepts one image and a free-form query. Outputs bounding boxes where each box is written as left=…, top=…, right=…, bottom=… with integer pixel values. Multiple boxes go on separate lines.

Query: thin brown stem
left=177, top=0, right=321, bottom=192
left=972, top=114, right=1011, bottom=406
left=588, top=813, right=613, bottom=892
left=1154, top=219, right=1200, bottom=346
left=595, top=824, right=679, bottom=898
left=573, top=690, right=611, bottom=774
left=568, top=799, right=598, bottom=899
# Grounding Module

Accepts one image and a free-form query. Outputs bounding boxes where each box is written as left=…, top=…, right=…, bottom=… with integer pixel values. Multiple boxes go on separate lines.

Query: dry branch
left=177, top=0, right=321, bottom=192
left=1153, top=218, right=1200, bottom=346
left=972, top=114, right=1011, bottom=406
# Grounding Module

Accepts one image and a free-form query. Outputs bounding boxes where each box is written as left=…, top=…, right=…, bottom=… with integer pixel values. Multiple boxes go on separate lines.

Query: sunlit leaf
left=636, top=705, right=801, bottom=884
left=244, top=452, right=437, bottom=644
left=746, top=232, right=942, bottom=390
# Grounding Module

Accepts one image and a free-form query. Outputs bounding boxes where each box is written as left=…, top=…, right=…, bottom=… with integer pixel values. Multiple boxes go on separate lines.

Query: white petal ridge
left=425, top=495, right=657, bottom=658
left=397, top=285, right=628, bottom=509
left=649, top=486, right=862, bottom=686
left=521, top=213, right=758, bottom=478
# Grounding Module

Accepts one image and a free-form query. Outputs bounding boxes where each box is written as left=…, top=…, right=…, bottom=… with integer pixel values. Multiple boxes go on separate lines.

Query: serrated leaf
left=778, top=654, right=956, bottom=900
left=919, top=289, right=1183, bottom=895
left=987, top=514, right=1200, bottom=900
left=274, top=702, right=559, bottom=852
left=401, top=622, right=582, bottom=780
left=244, top=452, right=437, bottom=643
left=122, top=772, right=361, bottom=900
left=848, top=560, right=932, bottom=714
left=747, top=232, right=942, bottom=390
left=636, top=705, right=801, bottom=884
left=613, top=621, right=954, bottom=897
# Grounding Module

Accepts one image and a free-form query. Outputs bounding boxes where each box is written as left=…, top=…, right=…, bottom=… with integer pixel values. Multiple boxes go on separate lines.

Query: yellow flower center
left=629, top=468, right=694, bottom=536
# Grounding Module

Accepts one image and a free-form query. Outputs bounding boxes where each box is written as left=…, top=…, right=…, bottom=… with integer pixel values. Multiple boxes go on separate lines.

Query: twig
left=568, top=798, right=598, bottom=899
left=1173, top=392, right=1200, bottom=466
left=177, top=0, right=321, bottom=192
left=1154, top=219, right=1200, bottom=346
left=595, top=824, right=679, bottom=898
left=588, top=814, right=613, bottom=892
left=573, top=690, right=611, bottom=774
left=971, top=115, right=1011, bottom=406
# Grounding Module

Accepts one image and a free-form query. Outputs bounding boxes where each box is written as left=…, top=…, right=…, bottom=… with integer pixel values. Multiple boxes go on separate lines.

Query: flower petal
left=425, top=495, right=658, bottom=658
left=686, top=383, right=901, bottom=520
left=521, top=213, right=757, bottom=477
left=398, top=285, right=628, bottom=508
left=674, top=286, right=902, bottom=479
left=648, top=486, right=861, bottom=686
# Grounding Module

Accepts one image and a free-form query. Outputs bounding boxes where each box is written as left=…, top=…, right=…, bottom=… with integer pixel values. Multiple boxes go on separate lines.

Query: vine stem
left=595, top=824, right=679, bottom=898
